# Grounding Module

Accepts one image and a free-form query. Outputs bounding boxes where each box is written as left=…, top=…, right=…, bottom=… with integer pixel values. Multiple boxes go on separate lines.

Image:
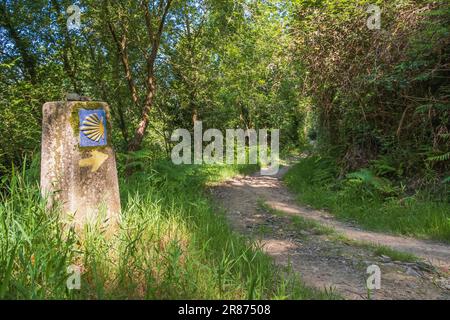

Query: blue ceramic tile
left=79, top=109, right=107, bottom=147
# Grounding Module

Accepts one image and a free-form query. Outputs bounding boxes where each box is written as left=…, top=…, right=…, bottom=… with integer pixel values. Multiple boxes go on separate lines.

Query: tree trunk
left=127, top=76, right=156, bottom=152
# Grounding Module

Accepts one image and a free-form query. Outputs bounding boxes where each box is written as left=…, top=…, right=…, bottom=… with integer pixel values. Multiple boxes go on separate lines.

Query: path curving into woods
left=210, top=162, right=450, bottom=300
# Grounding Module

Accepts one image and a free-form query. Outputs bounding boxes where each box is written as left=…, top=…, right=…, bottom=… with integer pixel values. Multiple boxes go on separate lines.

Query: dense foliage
left=0, top=0, right=301, bottom=176
left=1, top=0, right=448, bottom=188
left=291, top=0, right=449, bottom=191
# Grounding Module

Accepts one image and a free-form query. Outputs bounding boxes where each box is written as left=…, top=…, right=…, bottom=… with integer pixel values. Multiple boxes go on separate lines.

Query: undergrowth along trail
left=0, top=160, right=330, bottom=299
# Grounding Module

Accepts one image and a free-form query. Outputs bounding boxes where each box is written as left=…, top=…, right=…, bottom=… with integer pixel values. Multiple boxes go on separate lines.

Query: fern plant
left=427, top=151, right=450, bottom=162
left=346, top=168, right=396, bottom=196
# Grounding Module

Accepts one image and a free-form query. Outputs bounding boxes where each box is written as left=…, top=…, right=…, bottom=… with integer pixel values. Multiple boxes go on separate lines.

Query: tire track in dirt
left=210, top=163, right=450, bottom=300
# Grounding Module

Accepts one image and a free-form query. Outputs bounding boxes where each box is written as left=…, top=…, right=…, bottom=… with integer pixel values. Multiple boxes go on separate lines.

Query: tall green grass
left=0, top=158, right=334, bottom=299
left=284, top=156, right=450, bottom=242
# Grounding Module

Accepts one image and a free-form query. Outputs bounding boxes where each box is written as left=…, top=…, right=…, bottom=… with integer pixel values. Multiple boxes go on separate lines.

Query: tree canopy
left=0, top=0, right=448, bottom=185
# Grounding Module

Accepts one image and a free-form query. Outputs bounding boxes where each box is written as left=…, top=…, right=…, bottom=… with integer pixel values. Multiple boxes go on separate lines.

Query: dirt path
left=210, top=163, right=450, bottom=300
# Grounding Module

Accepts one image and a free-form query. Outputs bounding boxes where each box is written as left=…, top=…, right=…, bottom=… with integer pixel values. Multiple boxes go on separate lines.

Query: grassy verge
left=330, top=234, right=419, bottom=263
left=0, top=159, right=336, bottom=299
left=284, top=156, right=450, bottom=243
left=372, top=246, right=417, bottom=263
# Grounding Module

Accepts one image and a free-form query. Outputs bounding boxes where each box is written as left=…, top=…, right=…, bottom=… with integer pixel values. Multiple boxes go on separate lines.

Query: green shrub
left=284, top=157, right=450, bottom=242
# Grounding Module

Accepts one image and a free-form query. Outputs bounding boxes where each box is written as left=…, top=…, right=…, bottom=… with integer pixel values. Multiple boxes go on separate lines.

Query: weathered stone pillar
left=40, top=100, right=121, bottom=233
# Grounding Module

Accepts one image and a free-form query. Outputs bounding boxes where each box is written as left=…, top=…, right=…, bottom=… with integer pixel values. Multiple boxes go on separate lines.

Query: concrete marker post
left=40, top=99, right=120, bottom=234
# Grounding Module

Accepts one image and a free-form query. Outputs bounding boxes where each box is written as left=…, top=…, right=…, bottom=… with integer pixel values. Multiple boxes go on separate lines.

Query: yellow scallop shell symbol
left=80, top=113, right=105, bottom=142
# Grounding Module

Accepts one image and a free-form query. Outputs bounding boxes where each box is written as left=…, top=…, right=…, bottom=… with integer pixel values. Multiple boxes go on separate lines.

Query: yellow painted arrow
left=79, top=150, right=109, bottom=172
